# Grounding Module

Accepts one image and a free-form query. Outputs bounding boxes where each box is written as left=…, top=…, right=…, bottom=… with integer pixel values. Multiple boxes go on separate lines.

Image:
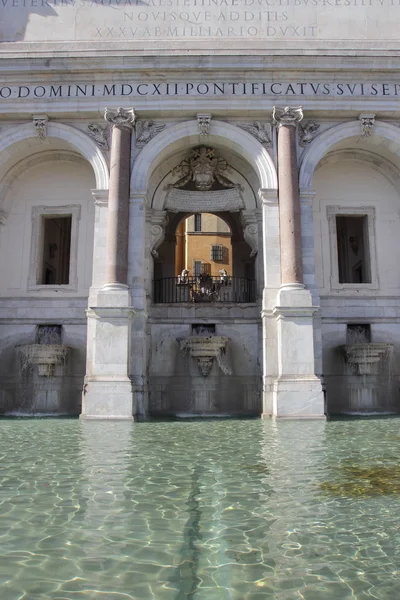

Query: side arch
left=130, top=119, right=277, bottom=193
left=0, top=122, right=109, bottom=190
left=299, top=120, right=400, bottom=189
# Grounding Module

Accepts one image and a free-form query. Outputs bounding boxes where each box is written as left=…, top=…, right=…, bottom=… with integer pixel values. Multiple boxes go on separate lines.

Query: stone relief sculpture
left=87, top=123, right=109, bottom=150
left=135, top=120, right=166, bottom=148
left=197, top=113, right=211, bottom=136
left=359, top=113, right=375, bottom=138
left=171, top=146, right=238, bottom=191
left=299, top=121, right=320, bottom=147
left=237, top=121, right=272, bottom=148
left=33, top=114, right=48, bottom=140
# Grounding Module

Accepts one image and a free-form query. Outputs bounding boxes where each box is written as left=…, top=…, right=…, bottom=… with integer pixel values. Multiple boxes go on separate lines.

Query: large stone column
left=266, top=106, right=324, bottom=419
left=81, top=108, right=136, bottom=420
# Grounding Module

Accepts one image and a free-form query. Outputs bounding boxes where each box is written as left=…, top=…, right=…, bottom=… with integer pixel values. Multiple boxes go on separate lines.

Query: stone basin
left=341, top=343, right=393, bottom=375
left=17, top=344, right=68, bottom=377
left=179, top=336, right=231, bottom=377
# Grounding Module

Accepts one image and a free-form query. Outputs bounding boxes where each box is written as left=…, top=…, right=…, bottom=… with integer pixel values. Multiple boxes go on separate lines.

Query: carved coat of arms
left=172, top=147, right=237, bottom=191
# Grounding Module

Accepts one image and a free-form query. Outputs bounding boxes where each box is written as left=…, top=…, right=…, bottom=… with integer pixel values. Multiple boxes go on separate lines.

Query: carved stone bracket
left=197, top=113, right=211, bottom=136
left=33, top=114, right=48, bottom=139
left=241, top=210, right=258, bottom=257
left=299, top=121, right=320, bottom=147
left=104, top=107, right=136, bottom=128
left=359, top=113, right=375, bottom=138
left=273, top=106, right=303, bottom=127
left=88, top=123, right=109, bottom=150
left=136, top=120, right=166, bottom=148
left=237, top=122, right=272, bottom=148
left=147, top=210, right=168, bottom=259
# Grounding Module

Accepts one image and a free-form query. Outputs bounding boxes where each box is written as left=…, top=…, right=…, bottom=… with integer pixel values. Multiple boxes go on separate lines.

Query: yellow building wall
left=177, top=213, right=232, bottom=277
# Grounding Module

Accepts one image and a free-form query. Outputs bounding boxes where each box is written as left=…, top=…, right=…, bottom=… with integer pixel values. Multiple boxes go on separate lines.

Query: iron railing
left=153, top=275, right=256, bottom=304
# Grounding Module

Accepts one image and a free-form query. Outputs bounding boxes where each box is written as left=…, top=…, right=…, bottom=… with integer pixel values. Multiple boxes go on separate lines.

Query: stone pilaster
left=128, top=192, right=149, bottom=417
left=259, top=189, right=280, bottom=416
left=265, top=107, right=324, bottom=419
left=81, top=108, right=136, bottom=420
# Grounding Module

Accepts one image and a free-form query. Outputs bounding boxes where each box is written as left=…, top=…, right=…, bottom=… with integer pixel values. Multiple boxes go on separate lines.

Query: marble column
left=275, top=106, right=304, bottom=287
left=265, top=107, right=324, bottom=419
left=81, top=108, right=136, bottom=420
left=104, top=108, right=135, bottom=289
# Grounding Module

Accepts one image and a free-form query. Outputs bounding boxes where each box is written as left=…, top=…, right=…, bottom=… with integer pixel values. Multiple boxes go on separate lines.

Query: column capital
left=273, top=106, right=303, bottom=128
left=104, top=107, right=136, bottom=129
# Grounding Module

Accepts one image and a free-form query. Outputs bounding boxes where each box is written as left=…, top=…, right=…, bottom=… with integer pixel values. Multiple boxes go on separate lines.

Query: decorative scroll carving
left=237, top=121, right=272, bottom=148
left=299, top=121, right=320, bottom=147
left=88, top=123, right=109, bottom=150
left=165, top=188, right=244, bottom=212
left=104, top=107, right=136, bottom=128
left=148, top=210, right=168, bottom=259
left=241, top=211, right=258, bottom=257
left=136, top=120, right=166, bottom=148
left=33, top=114, right=48, bottom=139
left=197, top=113, right=211, bottom=136
left=359, top=113, right=375, bottom=138
left=273, top=106, right=303, bottom=127
left=170, top=146, right=238, bottom=191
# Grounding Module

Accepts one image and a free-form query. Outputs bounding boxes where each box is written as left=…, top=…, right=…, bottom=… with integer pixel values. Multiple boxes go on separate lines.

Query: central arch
left=130, top=119, right=277, bottom=193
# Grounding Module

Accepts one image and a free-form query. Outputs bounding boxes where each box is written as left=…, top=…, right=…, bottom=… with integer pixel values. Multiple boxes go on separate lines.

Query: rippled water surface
left=1, top=418, right=400, bottom=599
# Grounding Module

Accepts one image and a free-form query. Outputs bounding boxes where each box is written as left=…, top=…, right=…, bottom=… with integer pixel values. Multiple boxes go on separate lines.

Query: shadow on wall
left=0, top=0, right=148, bottom=43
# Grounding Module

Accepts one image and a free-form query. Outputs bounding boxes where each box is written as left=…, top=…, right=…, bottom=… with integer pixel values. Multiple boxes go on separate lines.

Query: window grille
left=211, top=244, right=224, bottom=261
left=193, top=261, right=210, bottom=276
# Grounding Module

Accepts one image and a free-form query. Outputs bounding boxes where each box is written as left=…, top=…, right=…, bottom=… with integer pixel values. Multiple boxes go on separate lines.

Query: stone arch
left=299, top=120, right=400, bottom=190
left=0, top=122, right=109, bottom=190
left=131, top=119, right=277, bottom=193
left=0, top=150, right=85, bottom=210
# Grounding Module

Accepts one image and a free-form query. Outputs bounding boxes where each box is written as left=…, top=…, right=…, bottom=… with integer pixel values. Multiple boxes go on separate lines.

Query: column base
left=262, top=376, right=325, bottom=419
left=81, top=378, right=134, bottom=420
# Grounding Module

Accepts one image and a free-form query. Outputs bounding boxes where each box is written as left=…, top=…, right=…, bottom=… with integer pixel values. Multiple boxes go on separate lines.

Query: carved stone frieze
left=147, top=210, right=168, bottom=259
left=273, top=106, right=303, bottom=127
left=359, top=113, right=375, bottom=138
left=241, top=211, right=258, bottom=257
left=197, top=113, right=211, bottom=136
left=104, top=107, right=136, bottom=128
left=33, top=114, right=48, bottom=139
left=88, top=123, right=109, bottom=150
left=136, top=120, right=166, bottom=148
left=237, top=121, right=272, bottom=148
left=299, top=121, right=320, bottom=147
left=170, top=146, right=238, bottom=191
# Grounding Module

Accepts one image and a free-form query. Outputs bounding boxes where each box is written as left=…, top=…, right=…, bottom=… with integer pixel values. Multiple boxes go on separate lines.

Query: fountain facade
left=340, top=341, right=394, bottom=414
left=11, top=326, right=74, bottom=416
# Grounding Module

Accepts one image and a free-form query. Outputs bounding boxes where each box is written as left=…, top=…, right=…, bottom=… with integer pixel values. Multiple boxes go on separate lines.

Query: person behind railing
left=177, top=269, right=189, bottom=284
left=219, top=269, right=229, bottom=285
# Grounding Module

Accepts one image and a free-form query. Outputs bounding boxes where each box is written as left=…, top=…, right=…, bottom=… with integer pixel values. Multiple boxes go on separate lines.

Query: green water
left=1, top=418, right=400, bottom=599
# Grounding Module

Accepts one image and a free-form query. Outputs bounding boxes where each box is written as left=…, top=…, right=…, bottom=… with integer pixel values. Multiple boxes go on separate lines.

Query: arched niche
left=0, top=122, right=109, bottom=193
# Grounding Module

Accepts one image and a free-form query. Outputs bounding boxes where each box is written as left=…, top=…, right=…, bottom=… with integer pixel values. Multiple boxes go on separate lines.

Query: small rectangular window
left=194, top=214, right=202, bottom=232
left=39, top=216, right=72, bottom=285
left=336, top=215, right=371, bottom=284
left=211, top=245, right=224, bottom=261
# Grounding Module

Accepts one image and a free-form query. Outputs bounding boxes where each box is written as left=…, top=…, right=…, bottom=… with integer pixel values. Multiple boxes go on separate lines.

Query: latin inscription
left=1, top=81, right=400, bottom=100
left=1, top=0, right=399, bottom=42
